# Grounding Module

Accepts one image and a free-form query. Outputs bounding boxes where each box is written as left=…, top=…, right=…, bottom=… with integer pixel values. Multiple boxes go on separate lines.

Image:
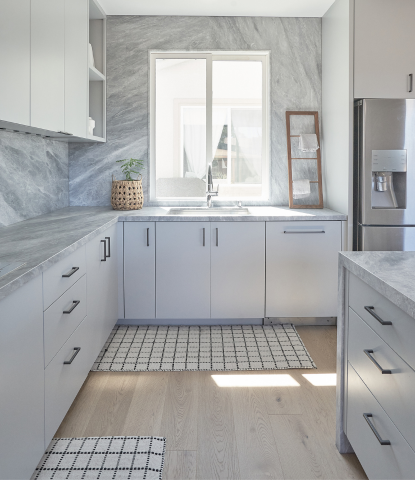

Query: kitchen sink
left=167, top=207, right=251, bottom=216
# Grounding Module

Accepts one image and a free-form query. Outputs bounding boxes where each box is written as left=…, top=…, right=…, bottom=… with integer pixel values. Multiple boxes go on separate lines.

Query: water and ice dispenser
left=371, top=150, right=407, bottom=209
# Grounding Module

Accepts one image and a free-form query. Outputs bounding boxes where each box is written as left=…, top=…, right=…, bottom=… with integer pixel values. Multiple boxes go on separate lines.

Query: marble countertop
left=0, top=206, right=346, bottom=301
left=340, top=251, right=415, bottom=320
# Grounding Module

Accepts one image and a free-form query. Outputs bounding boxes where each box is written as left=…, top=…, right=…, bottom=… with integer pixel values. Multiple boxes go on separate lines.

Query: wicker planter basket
left=111, top=175, right=143, bottom=210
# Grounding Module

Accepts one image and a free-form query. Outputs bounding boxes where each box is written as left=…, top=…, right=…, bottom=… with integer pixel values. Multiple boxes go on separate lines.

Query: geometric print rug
left=30, top=436, right=166, bottom=480
left=91, top=324, right=316, bottom=372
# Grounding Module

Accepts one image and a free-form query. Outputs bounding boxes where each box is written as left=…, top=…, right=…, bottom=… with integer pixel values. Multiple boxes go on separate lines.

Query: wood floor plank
left=197, top=373, right=241, bottom=480
left=296, top=326, right=337, bottom=372
left=231, top=387, right=284, bottom=479
left=163, top=451, right=197, bottom=480
left=263, top=384, right=303, bottom=415
left=160, top=372, right=198, bottom=451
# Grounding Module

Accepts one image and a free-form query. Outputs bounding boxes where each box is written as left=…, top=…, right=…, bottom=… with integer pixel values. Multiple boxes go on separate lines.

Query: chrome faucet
left=206, top=165, right=219, bottom=208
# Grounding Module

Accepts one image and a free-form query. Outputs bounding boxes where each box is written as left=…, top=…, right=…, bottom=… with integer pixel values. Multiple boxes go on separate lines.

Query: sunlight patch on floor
left=212, top=374, right=300, bottom=387
left=302, top=373, right=337, bottom=386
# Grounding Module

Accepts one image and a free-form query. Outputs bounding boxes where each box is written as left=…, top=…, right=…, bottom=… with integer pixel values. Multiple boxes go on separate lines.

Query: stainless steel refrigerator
left=354, top=99, right=415, bottom=251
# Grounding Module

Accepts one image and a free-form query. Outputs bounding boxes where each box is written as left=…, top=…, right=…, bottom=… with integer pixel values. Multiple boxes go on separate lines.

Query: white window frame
left=149, top=51, right=270, bottom=202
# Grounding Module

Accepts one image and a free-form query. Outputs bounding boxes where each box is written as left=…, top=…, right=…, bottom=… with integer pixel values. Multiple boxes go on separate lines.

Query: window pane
left=155, top=58, right=206, bottom=198
left=212, top=61, right=263, bottom=198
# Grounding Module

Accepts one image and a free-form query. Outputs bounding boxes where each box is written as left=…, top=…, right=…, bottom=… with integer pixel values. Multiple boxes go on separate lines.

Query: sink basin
left=167, top=207, right=251, bottom=216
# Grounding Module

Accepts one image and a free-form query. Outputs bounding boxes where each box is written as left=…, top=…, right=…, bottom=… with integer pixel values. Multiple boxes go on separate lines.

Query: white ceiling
left=99, top=0, right=336, bottom=17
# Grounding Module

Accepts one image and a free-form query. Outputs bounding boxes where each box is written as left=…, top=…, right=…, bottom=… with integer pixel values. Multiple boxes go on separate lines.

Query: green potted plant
left=111, top=158, right=145, bottom=210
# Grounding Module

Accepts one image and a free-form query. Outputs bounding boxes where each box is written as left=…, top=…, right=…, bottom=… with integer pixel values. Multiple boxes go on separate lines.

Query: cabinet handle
left=216, top=227, right=219, bottom=246
left=364, top=349, right=392, bottom=374
left=64, top=347, right=81, bottom=365
left=62, top=266, right=79, bottom=278
left=409, top=74, right=413, bottom=93
left=364, top=306, right=392, bottom=326
left=63, top=300, right=80, bottom=314
left=203, top=227, right=205, bottom=246
left=105, top=237, right=111, bottom=257
left=363, top=414, right=391, bottom=445
left=101, top=239, right=107, bottom=261
left=57, top=131, right=73, bottom=136
left=284, top=230, right=325, bottom=234
left=147, top=228, right=150, bottom=247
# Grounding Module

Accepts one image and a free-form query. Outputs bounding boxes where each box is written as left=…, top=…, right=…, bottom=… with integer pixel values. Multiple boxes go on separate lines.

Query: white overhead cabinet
left=0, top=277, right=44, bottom=480
left=354, top=0, right=415, bottom=99
left=266, top=221, right=341, bottom=319
left=156, top=222, right=211, bottom=319
left=211, top=222, right=265, bottom=318
left=0, top=0, right=31, bottom=126
left=124, top=222, right=156, bottom=319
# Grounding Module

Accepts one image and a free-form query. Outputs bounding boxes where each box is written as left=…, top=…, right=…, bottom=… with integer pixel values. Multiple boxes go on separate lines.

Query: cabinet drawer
left=44, top=274, right=87, bottom=367
left=45, top=314, right=96, bottom=446
left=349, top=272, right=415, bottom=371
left=348, top=308, right=415, bottom=451
left=347, top=362, right=415, bottom=480
left=43, top=246, right=86, bottom=310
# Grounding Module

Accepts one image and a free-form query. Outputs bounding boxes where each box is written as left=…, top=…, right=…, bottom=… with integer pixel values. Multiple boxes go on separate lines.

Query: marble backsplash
left=69, top=16, right=322, bottom=206
left=0, top=130, right=69, bottom=227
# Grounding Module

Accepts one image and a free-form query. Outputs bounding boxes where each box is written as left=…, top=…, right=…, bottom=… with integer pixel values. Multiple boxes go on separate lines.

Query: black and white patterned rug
left=92, top=324, right=316, bottom=372
left=31, top=436, right=165, bottom=480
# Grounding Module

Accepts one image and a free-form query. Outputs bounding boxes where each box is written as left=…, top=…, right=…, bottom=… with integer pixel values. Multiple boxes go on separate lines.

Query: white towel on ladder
left=292, top=179, right=310, bottom=199
left=299, top=134, right=319, bottom=153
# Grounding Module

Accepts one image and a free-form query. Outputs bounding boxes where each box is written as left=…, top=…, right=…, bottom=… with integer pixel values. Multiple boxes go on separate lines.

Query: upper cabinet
left=354, top=0, right=415, bottom=99
left=0, top=0, right=106, bottom=142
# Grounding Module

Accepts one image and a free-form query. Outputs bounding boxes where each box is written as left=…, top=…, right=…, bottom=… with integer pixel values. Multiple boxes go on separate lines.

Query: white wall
left=322, top=0, right=353, bottom=249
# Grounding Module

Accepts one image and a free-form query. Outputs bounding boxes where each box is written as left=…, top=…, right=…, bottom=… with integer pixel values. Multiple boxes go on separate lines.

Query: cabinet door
left=156, top=222, right=210, bottom=319
left=0, top=0, right=30, bottom=125
left=64, top=0, right=88, bottom=137
left=124, top=222, right=156, bottom=319
left=211, top=222, right=265, bottom=319
left=266, top=221, right=341, bottom=318
left=354, top=0, right=415, bottom=99
left=86, top=223, right=118, bottom=351
left=0, top=277, right=44, bottom=480
left=31, top=0, right=65, bottom=131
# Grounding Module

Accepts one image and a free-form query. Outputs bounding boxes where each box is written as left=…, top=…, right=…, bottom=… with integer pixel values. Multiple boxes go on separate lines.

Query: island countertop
left=0, top=205, right=346, bottom=301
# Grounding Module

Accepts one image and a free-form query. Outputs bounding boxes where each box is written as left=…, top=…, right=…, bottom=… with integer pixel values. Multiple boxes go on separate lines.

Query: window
left=150, top=52, right=269, bottom=201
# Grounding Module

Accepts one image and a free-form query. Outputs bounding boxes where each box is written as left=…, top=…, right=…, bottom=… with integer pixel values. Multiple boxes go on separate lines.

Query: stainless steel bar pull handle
left=216, top=228, right=219, bottom=246
left=57, top=131, right=73, bottom=136
left=62, top=266, right=79, bottom=278
left=101, top=239, right=107, bottom=261
left=147, top=228, right=150, bottom=247
left=364, top=349, right=392, bottom=374
left=363, top=414, right=391, bottom=445
left=364, top=306, right=392, bottom=325
left=203, top=228, right=205, bottom=246
left=105, top=237, right=111, bottom=257
left=284, top=230, right=325, bottom=234
left=63, top=300, right=80, bottom=314
left=409, top=74, right=413, bottom=93
left=64, top=347, right=81, bottom=365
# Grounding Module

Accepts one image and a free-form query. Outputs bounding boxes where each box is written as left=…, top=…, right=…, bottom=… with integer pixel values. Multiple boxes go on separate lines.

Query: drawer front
left=45, top=314, right=96, bottom=446
left=43, top=246, right=86, bottom=310
left=44, top=274, right=87, bottom=367
left=348, top=307, right=415, bottom=451
left=347, top=362, right=415, bottom=480
left=349, top=272, right=415, bottom=370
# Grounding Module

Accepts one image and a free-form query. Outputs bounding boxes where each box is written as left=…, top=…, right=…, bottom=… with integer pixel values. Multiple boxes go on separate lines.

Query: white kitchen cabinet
left=124, top=222, right=156, bottom=319
left=64, top=0, right=88, bottom=137
left=0, top=0, right=31, bottom=125
left=266, top=221, right=341, bottom=318
left=31, top=0, right=65, bottom=132
left=156, top=222, right=210, bottom=319
left=86, top=223, right=118, bottom=350
left=0, top=276, right=44, bottom=480
left=211, top=222, right=265, bottom=319
left=354, top=0, right=415, bottom=99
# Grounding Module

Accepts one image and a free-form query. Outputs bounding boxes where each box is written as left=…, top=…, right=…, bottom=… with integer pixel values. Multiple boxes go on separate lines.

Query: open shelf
left=89, top=65, right=105, bottom=81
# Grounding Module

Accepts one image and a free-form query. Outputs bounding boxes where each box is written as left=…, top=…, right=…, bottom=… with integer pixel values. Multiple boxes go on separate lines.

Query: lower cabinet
left=211, top=222, right=265, bottom=318
left=156, top=222, right=210, bottom=319
left=266, top=221, right=341, bottom=318
left=0, top=276, right=45, bottom=480
left=86, top=223, right=118, bottom=348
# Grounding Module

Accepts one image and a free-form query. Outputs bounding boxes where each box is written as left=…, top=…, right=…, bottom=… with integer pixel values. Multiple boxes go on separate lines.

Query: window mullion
left=206, top=54, right=212, bottom=184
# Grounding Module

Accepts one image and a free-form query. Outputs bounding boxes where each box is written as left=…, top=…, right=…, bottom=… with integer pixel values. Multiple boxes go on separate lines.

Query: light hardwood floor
left=56, top=326, right=367, bottom=479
